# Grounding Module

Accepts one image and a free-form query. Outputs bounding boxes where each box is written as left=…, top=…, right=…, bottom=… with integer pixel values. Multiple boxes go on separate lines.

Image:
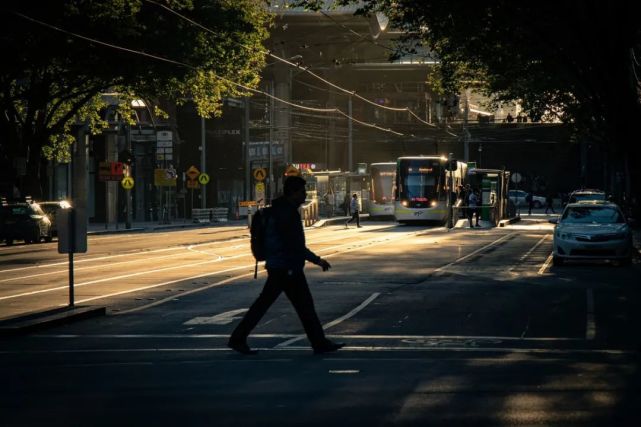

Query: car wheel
left=44, top=231, right=53, bottom=243
left=552, top=256, right=564, bottom=266
left=533, top=201, right=542, bottom=209
left=5, top=238, right=13, bottom=246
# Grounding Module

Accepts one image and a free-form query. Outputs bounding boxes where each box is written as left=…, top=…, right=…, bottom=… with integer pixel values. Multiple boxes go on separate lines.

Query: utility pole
left=268, top=82, right=275, bottom=203
left=348, top=95, right=353, bottom=172
left=125, top=123, right=132, bottom=229
left=200, top=116, right=206, bottom=208
left=244, top=97, right=250, bottom=201
left=463, top=89, right=470, bottom=162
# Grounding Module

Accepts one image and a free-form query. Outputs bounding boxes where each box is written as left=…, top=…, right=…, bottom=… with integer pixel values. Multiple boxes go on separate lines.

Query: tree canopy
left=301, top=0, right=641, bottom=202
left=1, top=0, right=270, bottom=197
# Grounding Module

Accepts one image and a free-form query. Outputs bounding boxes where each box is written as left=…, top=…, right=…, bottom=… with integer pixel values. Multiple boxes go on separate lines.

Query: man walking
left=345, top=193, right=361, bottom=228
left=467, top=188, right=480, bottom=227
left=228, top=176, right=344, bottom=355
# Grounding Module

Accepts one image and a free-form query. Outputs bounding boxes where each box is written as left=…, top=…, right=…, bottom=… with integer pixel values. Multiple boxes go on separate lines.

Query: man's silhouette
left=228, top=176, right=344, bottom=355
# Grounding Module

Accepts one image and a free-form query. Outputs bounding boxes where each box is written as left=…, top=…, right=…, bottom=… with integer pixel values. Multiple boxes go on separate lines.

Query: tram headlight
left=401, top=200, right=408, bottom=207
left=430, top=200, right=437, bottom=207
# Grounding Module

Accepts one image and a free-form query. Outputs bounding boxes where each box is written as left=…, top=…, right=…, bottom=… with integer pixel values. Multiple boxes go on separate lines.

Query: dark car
left=38, top=200, right=71, bottom=236
left=0, top=202, right=53, bottom=245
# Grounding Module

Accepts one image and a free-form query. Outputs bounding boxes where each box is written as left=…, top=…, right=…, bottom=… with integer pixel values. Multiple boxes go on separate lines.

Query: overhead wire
left=143, top=0, right=441, bottom=130
left=12, top=10, right=409, bottom=138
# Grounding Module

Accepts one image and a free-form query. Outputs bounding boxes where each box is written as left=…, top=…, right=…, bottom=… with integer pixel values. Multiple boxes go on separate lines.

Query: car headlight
left=401, top=200, right=408, bottom=207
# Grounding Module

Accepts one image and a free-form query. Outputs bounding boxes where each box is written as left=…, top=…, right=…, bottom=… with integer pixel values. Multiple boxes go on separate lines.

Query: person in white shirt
left=345, top=193, right=361, bottom=228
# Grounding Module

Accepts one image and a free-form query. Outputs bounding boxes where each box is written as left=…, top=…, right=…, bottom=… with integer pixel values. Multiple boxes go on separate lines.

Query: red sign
left=98, top=161, right=125, bottom=182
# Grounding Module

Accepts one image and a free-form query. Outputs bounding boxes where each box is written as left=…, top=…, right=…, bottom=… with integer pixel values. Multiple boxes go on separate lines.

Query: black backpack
left=250, top=207, right=272, bottom=278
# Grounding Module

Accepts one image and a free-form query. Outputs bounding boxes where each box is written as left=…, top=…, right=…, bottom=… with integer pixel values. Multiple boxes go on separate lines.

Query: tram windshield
left=398, top=159, right=443, bottom=201
left=370, top=164, right=395, bottom=204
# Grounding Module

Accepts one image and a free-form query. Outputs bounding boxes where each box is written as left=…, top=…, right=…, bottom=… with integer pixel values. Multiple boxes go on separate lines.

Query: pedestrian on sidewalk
left=545, top=193, right=556, bottom=214
left=228, top=176, right=343, bottom=355
left=526, top=191, right=534, bottom=215
left=345, top=193, right=361, bottom=228
left=467, top=188, right=481, bottom=227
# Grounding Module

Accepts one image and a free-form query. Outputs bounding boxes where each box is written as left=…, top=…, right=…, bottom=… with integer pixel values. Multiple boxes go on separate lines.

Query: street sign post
left=198, top=172, right=210, bottom=185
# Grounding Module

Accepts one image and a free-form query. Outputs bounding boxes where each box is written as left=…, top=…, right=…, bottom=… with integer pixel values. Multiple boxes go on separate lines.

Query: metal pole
left=348, top=95, right=353, bottom=172
left=68, top=208, right=75, bottom=307
left=269, top=81, right=274, bottom=203
left=244, top=98, right=250, bottom=201
left=126, top=124, right=132, bottom=229
left=201, top=116, right=206, bottom=208
left=463, top=89, right=470, bottom=162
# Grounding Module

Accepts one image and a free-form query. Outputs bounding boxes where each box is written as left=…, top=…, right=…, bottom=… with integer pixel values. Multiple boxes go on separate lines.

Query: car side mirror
left=548, top=217, right=559, bottom=224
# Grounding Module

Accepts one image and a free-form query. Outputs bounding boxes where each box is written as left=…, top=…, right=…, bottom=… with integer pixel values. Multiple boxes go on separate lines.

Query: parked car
left=508, top=190, right=545, bottom=208
left=568, top=189, right=607, bottom=203
left=0, top=202, right=53, bottom=245
left=38, top=200, right=71, bottom=236
left=550, top=201, right=633, bottom=266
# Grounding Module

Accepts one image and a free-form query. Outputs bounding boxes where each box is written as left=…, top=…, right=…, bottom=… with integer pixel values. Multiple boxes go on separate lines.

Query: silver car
left=550, top=202, right=633, bottom=266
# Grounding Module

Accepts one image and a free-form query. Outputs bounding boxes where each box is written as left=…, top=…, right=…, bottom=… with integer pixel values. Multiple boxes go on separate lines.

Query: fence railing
left=192, top=207, right=229, bottom=223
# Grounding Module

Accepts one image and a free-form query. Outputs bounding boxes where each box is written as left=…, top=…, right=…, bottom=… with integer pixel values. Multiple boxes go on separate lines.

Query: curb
left=499, top=216, right=521, bottom=227
left=0, top=305, right=106, bottom=337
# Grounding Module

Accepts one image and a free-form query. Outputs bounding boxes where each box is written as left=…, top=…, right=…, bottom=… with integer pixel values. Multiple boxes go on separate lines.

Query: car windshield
left=561, top=206, right=623, bottom=224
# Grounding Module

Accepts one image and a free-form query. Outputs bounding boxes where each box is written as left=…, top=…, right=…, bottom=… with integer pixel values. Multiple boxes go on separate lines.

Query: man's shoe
left=227, top=340, right=258, bottom=355
left=313, top=342, right=345, bottom=354
left=357, top=225, right=362, bottom=228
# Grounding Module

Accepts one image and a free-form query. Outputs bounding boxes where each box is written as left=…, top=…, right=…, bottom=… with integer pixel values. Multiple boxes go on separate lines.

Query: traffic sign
left=121, top=176, right=134, bottom=190
left=511, top=172, right=522, bottom=183
left=186, top=165, right=200, bottom=180
left=253, top=168, right=266, bottom=181
left=198, top=172, right=210, bottom=185
left=186, top=179, right=199, bottom=189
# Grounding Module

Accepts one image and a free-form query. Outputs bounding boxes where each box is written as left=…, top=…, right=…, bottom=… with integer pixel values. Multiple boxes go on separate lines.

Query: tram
left=368, top=162, right=396, bottom=218
left=394, top=156, right=467, bottom=224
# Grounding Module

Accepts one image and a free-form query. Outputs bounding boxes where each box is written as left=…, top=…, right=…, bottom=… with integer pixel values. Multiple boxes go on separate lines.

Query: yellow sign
left=154, top=169, right=177, bottom=187
left=186, top=179, right=199, bottom=189
left=186, top=165, right=200, bottom=180
left=121, top=176, right=134, bottom=190
left=253, top=168, right=266, bottom=181
left=285, top=165, right=300, bottom=176
left=255, top=182, right=265, bottom=193
left=239, top=200, right=258, bottom=207
left=198, top=172, right=210, bottom=185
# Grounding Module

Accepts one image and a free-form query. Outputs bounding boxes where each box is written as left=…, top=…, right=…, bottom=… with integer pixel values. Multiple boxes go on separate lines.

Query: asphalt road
left=1, top=216, right=640, bottom=426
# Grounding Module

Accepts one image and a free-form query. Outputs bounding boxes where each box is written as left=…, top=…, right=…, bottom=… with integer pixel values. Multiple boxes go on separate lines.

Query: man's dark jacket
left=264, top=196, right=321, bottom=271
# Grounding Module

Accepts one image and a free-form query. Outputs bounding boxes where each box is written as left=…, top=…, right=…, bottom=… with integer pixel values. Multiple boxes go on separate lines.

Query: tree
left=301, top=0, right=641, bottom=212
left=0, top=0, right=270, bottom=198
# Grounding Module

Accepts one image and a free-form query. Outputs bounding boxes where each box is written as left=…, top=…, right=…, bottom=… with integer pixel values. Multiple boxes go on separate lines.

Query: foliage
left=0, top=0, right=271, bottom=195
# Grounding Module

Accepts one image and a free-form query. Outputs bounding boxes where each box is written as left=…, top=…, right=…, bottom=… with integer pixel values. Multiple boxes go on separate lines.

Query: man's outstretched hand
left=318, top=258, right=331, bottom=271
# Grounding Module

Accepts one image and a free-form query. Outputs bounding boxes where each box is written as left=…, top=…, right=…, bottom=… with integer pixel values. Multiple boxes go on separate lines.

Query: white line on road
left=538, top=253, right=554, bottom=275
left=434, top=232, right=516, bottom=273
left=507, top=234, right=549, bottom=273
left=586, top=288, right=596, bottom=340
left=276, top=292, right=381, bottom=348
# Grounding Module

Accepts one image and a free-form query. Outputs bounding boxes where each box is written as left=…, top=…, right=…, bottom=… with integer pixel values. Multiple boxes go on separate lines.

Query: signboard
left=255, top=182, right=265, bottom=203
left=121, top=176, right=134, bottom=190
left=186, top=179, right=200, bottom=189
left=57, top=208, right=87, bottom=254
left=253, top=168, right=266, bottom=181
left=239, top=200, right=258, bottom=207
left=198, top=173, right=210, bottom=185
left=156, top=131, right=173, bottom=148
left=98, top=161, right=124, bottom=182
left=186, top=165, right=200, bottom=180
left=154, top=168, right=177, bottom=187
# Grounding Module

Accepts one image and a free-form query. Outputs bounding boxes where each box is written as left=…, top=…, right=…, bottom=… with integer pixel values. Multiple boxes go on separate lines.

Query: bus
left=368, top=162, right=396, bottom=218
left=394, top=156, right=468, bottom=224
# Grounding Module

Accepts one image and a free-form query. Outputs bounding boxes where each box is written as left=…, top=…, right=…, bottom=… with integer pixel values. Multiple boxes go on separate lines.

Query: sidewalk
left=87, top=218, right=247, bottom=235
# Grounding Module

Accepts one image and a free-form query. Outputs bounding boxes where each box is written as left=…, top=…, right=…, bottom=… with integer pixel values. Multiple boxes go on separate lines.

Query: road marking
left=276, top=292, right=381, bottom=348
left=586, top=289, right=596, bottom=340
left=32, top=333, right=586, bottom=341
left=184, top=309, right=248, bottom=325
left=507, top=234, right=549, bottom=273
left=538, top=253, right=554, bottom=274
left=0, top=346, right=631, bottom=356
left=329, top=370, right=359, bottom=374
left=435, top=232, right=516, bottom=273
